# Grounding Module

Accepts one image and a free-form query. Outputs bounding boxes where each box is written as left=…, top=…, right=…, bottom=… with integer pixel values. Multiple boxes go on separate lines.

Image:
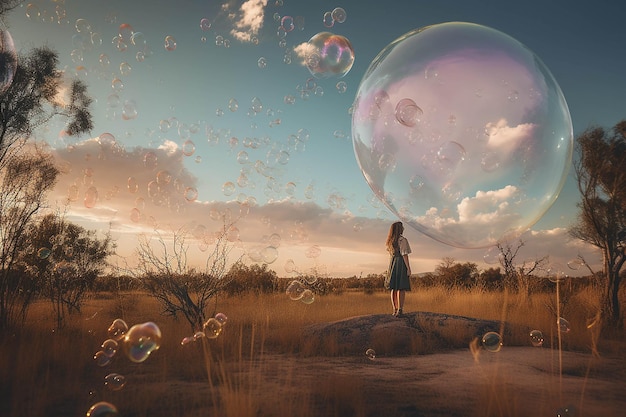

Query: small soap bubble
left=203, top=318, right=223, bottom=339
left=286, top=280, right=305, bottom=300
left=104, top=373, right=126, bottom=391
left=123, top=321, right=161, bottom=363
left=93, top=350, right=112, bottom=367
left=164, top=35, right=177, bottom=51
left=300, top=289, right=315, bottom=304
left=108, top=319, right=128, bottom=341
left=214, top=312, right=228, bottom=325
left=529, top=329, right=544, bottom=347
left=331, top=7, right=347, bottom=23
left=395, top=98, right=422, bottom=127
left=193, top=331, right=206, bottom=340
left=365, top=348, right=376, bottom=360
left=200, top=18, right=211, bottom=31
left=557, top=317, right=571, bottom=334
left=86, top=401, right=118, bottom=417
left=257, top=57, right=267, bottom=69
left=481, top=331, right=502, bottom=352
left=322, top=11, right=334, bottom=28
left=101, top=339, right=119, bottom=357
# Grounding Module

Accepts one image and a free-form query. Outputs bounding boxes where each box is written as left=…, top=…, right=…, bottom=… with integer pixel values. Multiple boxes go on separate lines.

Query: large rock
left=302, top=311, right=515, bottom=356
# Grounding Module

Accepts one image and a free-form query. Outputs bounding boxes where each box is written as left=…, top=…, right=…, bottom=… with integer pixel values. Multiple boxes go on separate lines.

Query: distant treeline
left=94, top=260, right=602, bottom=296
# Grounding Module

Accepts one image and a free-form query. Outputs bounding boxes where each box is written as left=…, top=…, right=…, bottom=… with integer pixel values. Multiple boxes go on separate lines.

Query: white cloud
left=230, top=0, right=268, bottom=42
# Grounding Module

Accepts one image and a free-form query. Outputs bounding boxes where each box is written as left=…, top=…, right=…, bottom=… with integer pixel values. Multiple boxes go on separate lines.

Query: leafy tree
left=0, top=45, right=93, bottom=330
left=570, top=120, right=626, bottom=330
left=0, top=146, right=59, bottom=329
left=434, top=257, right=480, bottom=290
left=224, top=262, right=278, bottom=296
left=19, top=213, right=115, bottom=327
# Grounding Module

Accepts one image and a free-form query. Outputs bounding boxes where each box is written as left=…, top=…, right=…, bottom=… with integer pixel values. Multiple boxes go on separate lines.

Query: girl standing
left=385, top=221, right=412, bottom=317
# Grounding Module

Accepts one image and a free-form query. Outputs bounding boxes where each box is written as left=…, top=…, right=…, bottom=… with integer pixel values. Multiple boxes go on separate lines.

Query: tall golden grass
left=0, top=285, right=621, bottom=417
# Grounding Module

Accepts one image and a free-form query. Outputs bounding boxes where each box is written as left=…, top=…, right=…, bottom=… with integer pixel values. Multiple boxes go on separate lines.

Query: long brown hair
left=386, top=222, right=403, bottom=254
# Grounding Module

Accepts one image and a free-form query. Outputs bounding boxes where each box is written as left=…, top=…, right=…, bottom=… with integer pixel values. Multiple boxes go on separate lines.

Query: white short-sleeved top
left=398, top=235, right=411, bottom=256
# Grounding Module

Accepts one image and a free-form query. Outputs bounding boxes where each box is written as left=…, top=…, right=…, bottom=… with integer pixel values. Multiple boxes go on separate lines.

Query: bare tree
left=570, top=121, right=626, bottom=330
left=496, top=239, right=548, bottom=297
left=130, top=218, right=242, bottom=331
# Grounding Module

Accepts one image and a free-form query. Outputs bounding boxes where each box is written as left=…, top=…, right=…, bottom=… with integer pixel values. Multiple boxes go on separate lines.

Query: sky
left=3, top=0, right=626, bottom=278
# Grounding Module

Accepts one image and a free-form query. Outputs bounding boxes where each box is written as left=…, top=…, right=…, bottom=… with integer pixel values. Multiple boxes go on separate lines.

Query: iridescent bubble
left=203, top=318, right=222, bottom=339
left=214, top=312, right=228, bottom=325
left=75, top=18, right=91, bottom=33
left=182, top=140, right=196, bottom=156
left=322, top=11, right=334, bottom=28
left=257, top=57, right=267, bottom=69
left=228, top=98, right=239, bottom=112
left=86, top=401, right=118, bottom=417
left=284, top=259, right=296, bottom=273
left=222, top=181, right=236, bottom=196
left=37, top=247, right=51, bottom=259
left=164, top=35, right=177, bottom=51
left=127, top=176, right=138, bottom=193
left=482, top=331, right=502, bottom=352
left=300, top=289, right=315, bottom=304
left=200, top=18, right=211, bottom=31
left=93, top=350, right=112, bottom=367
left=130, top=32, right=145, bottom=46
left=331, top=7, right=347, bottom=23
left=184, top=187, right=198, bottom=202
left=567, top=258, right=584, bottom=271
left=351, top=22, right=573, bottom=248
left=107, top=318, right=128, bottom=341
left=286, top=280, right=305, bottom=300
left=101, top=339, right=119, bottom=357
left=281, top=16, right=294, bottom=32
left=123, top=321, right=162, bottom=363
left=336, top=81, right=347, bottom=94
left=193, top=331, right=205, bottom=340
left=104, top=373, right=126, bottom=391
left=143, top=151, right=158, bottom=169
left=557, top=317, right=571, bottom=334
left=260, top=246, right=279, bottom=264
left=529, top=329, right=544, bottom=347
left=305, top=32, right=354, bottom=79
left=130, top=207, right=141, bottom=223
left=121, top=100, right=138, bottom=120
left=84, top=186, right=98, bottom=208
left=395, top=98, right=422, bottom=127
left=365, top=348, right=376, bottom=360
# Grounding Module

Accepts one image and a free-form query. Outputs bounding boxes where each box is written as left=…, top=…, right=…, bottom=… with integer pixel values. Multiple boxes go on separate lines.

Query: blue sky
left=4, top=0, right=626, bottom=277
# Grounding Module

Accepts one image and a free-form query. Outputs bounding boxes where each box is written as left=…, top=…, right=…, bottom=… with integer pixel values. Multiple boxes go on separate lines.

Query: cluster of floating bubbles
left=352, top=22, right=573, bottom=248
left=88, top=319, right=161, bottom=415
left=180, top=312, right=228, bottom=345
left=285, top=279, right=315, bottom=304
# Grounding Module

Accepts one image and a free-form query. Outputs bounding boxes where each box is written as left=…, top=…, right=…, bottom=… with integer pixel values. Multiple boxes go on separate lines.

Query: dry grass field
left=0, top=286, right=624, bottom=417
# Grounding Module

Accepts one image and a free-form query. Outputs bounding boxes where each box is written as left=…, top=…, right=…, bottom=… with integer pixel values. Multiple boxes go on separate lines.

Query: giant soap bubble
left=0, top=29, right=17, bottom=94
left=352, top=22, right=573, bottom=248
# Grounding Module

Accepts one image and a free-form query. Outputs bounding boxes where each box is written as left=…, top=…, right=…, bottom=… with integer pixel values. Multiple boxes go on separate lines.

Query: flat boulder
left=302, top=311, right=515, bottom=356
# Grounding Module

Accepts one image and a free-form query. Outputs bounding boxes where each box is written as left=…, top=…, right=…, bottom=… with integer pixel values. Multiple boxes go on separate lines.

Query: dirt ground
left=236, top=347, right=626, bottom=417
